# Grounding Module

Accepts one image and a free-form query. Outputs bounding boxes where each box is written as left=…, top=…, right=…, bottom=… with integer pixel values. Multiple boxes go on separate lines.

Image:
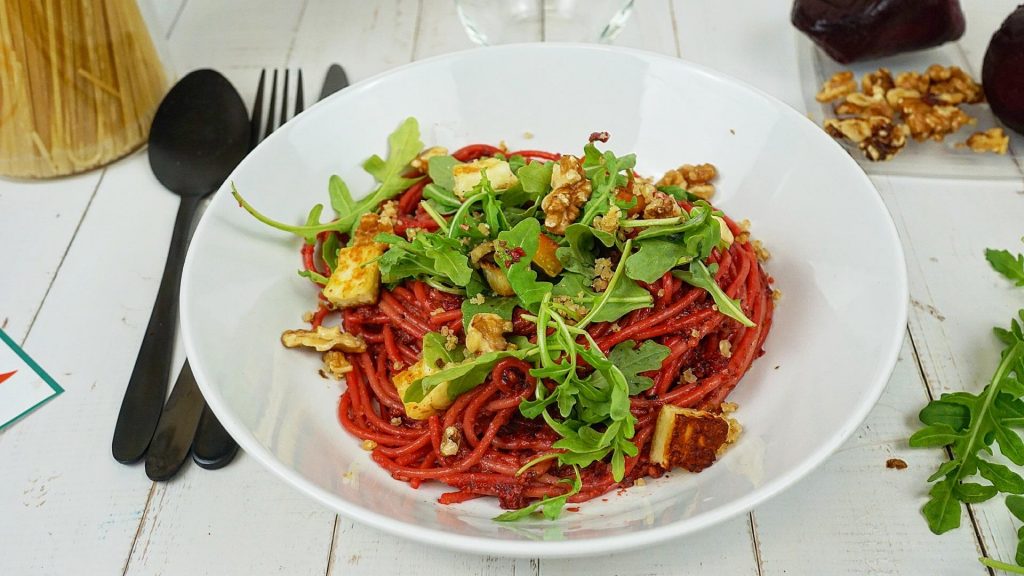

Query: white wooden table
left=2, top=1, right=1023, bottom=574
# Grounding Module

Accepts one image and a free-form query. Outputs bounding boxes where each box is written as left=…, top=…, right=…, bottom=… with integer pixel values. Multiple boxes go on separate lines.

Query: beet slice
left=983, top=6, right=1024, bottom=135
left=792, top=0, right=966, bottom=64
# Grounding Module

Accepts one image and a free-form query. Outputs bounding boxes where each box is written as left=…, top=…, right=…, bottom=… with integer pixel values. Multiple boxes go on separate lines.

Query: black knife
left=145, top=362, right=205, bottom=480
left=189, top=64, right=352, bottom=471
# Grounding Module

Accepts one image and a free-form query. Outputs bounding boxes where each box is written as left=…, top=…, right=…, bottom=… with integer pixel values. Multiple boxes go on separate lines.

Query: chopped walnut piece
left=361, top=439, right=377, bottom=451
left=553, top=295, right=588, bottom=318
left=898, top=99, right=974, bottom=142
left=440, top=426, right=461, bottom=456
left=592, top=204, right=622, bottom=235
left=681, top=368, right=697, bottom=384
left=886, top=458, right=908, bottom=470
left=656, top=162, right=717, bottom=200
left=816, top=71, right=857, bottom=102
left=592, top=257, right=614, bottom=292
left=824, top=116, right=909, bottom=162
left=439, top=326, right=458, bottom=351
left=964, top=128, right=1009, bottom=155
left=719, top=340, right=732, bottom=358
left=925, top=65, right=984, bottom=105
left=894, top=71, right=930, bottom=93
left=643, top=191, right=682, bottom=220
left=751, top=239, right=772, bottom=262
left=465, top=313, right=512, bottom=355
left=834, top=87, right=893, bottom=119
left=281, top=326, right=367, bottom=353
left=861, top=68, right=894, bottom=94
left=321, top=351, right=353, bottom=379
left=541, top=155, right=592, bottom=234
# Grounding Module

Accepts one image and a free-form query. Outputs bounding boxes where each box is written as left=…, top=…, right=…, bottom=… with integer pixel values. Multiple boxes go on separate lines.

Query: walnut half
left=964, top=128, right=1009, bottom=155
left=656, top=163, right=717, bottom=200
left=281, top=325, right=367, bottom=352
left=541, top=155, right=592, bottom=234
left=824, top=116, right=909, bottom=162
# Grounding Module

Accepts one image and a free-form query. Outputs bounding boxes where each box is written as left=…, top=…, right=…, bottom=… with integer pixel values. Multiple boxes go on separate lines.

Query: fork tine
left=249, top=69, right=266, bottom=151
left=280, top=69, right=290, bottom=127
left=263, top=69, right=279, bottom=140
left=294, top=69, right=304, bottom=116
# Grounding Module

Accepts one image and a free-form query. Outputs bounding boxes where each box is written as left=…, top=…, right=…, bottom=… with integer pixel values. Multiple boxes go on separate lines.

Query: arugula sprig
left=988, top=246, right=1024, bottom=287
left=231, top=117, right=424, bottom=240
left=494, top=466, right=582, bottom=522
left=576, top=143, right=636, bottom=231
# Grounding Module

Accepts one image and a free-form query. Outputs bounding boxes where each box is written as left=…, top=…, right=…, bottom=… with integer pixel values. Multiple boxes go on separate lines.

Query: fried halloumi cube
left=323, top=242, right=384, bottom=308
left=452, top=157, right=518, bottom=198
left=391, top=358, right=453, bottom=420
left=649, top=405, right=740, bottom=472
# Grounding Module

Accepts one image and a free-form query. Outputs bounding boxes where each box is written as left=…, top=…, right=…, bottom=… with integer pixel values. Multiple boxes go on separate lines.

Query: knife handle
left=145, top=361, right=206, bottom=481
left=192, top=405, right=239, bottom=469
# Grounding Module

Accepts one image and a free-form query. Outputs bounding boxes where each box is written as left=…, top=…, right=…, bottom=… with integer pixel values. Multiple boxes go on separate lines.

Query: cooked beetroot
left=983, top=6, right=1024, bottom=135
left=792, top=0, right=966, bottom=64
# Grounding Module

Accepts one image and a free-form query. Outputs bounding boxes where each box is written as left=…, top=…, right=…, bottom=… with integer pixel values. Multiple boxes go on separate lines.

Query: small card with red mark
left=0, top=329, right=63, bottom=431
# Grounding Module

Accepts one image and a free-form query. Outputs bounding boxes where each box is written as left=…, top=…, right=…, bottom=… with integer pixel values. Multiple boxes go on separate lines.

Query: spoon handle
left=192, top=404, right=239, bottom=469
left=112, top=194, right=202, bottom=464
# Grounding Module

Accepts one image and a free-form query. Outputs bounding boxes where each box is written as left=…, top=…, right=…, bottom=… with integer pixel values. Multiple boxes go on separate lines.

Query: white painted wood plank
left=753, top=335, right=987, bottom=575
left=127, top=455, right=335, bottom=576
left=540, top=516, right=758, bottom=576
left=329, top=518, right=533, bottom=575
left=0, top=153, right=175, bottom=575
left=880, top=176, right=1024, bottom=567
left=669, top=0, right=805, bottom=112
left=0, top=173, right=100, bottom=343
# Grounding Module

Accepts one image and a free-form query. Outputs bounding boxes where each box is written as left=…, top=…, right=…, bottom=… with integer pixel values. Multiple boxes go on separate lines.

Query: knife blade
left=145, top=362, right=204, bottom=481
left=319, top=64, right=350, bottom=101
left=190, top=64, right=351, bottom=471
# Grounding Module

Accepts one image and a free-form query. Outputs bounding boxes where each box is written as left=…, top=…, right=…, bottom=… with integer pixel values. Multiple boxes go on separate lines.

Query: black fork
left=190, top=68, right=306, bottom=471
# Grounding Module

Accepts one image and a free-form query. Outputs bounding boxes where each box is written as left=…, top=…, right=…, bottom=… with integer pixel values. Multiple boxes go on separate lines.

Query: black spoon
left=112, top=69, right=250, bottom=465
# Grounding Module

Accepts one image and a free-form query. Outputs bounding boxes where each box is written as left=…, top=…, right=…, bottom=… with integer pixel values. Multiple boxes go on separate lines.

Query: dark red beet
left=983, top=5, right=1024, bottom=135
left=792, top=0, right=966, bottom=64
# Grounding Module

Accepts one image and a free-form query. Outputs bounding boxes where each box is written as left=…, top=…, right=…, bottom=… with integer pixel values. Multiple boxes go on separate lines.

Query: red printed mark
left=0, top=370, right=16, bottom=385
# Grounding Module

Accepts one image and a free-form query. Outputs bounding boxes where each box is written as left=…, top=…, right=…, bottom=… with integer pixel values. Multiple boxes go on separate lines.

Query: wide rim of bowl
left=181, top=42, right=909, bottom=558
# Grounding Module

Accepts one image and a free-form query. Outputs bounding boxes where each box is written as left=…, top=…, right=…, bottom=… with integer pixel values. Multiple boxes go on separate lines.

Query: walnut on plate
left=824, top=116, right=909, bottom=162
left=656, top=162, right=717, bottom=200
left=964, top=128, right=1009, bottom=155
left=281, top=325, right=367, bottom=353
left=816, top=71, right=857, bottom=102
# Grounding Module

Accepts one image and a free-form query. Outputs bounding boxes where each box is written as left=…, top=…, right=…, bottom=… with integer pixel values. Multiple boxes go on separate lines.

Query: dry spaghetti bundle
left=0, top=0, right=168, bottom=178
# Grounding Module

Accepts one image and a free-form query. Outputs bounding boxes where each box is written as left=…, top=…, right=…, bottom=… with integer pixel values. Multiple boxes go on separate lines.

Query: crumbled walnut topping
left=541, top=155, right=591, bottom=234
left=440, top=426, right=461, bottom=456
left=410, top=146, right=448, bottom=173
left=468, top=293, right=486, bottom=305
left=281, top=326, right=367, bottom=353
left=964, top=128, right=1009, bottom=155
left=690, top=328, right=700, bottom=338
left=682, top=368, right=697, bottom=384
left=405, top=227, right=423, bottom=241
left=592, top=257, right=614, bottom=292
left=721, top=402, right=738, bottom=414
left=301, top=311, right=314, bottom=323
left=634, top=478, right=646, bottom=487
left=378, top=201, right=399, bottom=228
left=361, top=439, right=378, bottom=451
left=390, top=417, right=403, bottom=426
left=643, top=191, right=682, bottom=220
left=816, top=71, right=857, bottom=102
left=593, top=204, right=622, bottom=235
left=392, top=360, right=405, bottom=371
left=772, top=289, right=782, bottom=302
left=322, top=351, right=353, bottom=379
left=719, top=340, right=732, bottom=358
left=439, top=326, right=458, bottom=351
left=751, top=240, right=771, bottom=262
left=432, top=307, right=446, bottom=316
left=553, top=295, right=588, bottom=318
left=477, top=223, right=491, bottom=236
left=610, top=322, right=621, bottom=332
left=465, top=313, right=512, bottom=355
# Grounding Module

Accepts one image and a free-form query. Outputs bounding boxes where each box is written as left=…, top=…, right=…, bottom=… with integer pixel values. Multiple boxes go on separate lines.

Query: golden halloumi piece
left=649, top=405, right=740, bottom=472
left=391, top=358, right=453, bottom=420
left=452, top=157, right=518, bottom=198
left=323, top=242, right=384, bottom=308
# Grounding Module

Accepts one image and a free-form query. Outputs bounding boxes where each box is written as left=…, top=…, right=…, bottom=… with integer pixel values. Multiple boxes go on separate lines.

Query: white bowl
left=181, top=44, right=907, bottom=558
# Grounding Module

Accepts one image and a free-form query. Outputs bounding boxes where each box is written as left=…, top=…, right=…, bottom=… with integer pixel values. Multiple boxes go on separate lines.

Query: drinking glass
left=455, top=0, right=635, bottom=45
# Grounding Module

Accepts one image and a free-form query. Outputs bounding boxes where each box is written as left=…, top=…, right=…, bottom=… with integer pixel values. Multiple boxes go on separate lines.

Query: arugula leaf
left=403, top=347, right=535, bottom=403
left=517, top=161, right=554, bottom=198
left=625, top=239, right=693, bottom=283
left=493, top=466, right=582, bottom=522
left=911, top=317, right=1024, bottom=534
left=588, top=340, right=671, bottom=395
left=461, top=296, right=518, bottom=333
left=428, top=155, right=459, bottom=190
left=421, top=331, right=463, bottom=370
left=230, top=118, right=424, bottom=240
left=376, top=231, right=473, bottom=286
left=422, top=185, right=461, bottom=214
left=297, top=269, right=329, bottom=285
left=556, top=223, right=616, bottom=275
left=674, top=260, right=755, bottom=328
left=552, top=273, right=651, bottom=324
left=988, top=248, right=1024, bottom=287
left=494, top=218, right=553, bottom=312
left=577, top=143, right=636, bottom=228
